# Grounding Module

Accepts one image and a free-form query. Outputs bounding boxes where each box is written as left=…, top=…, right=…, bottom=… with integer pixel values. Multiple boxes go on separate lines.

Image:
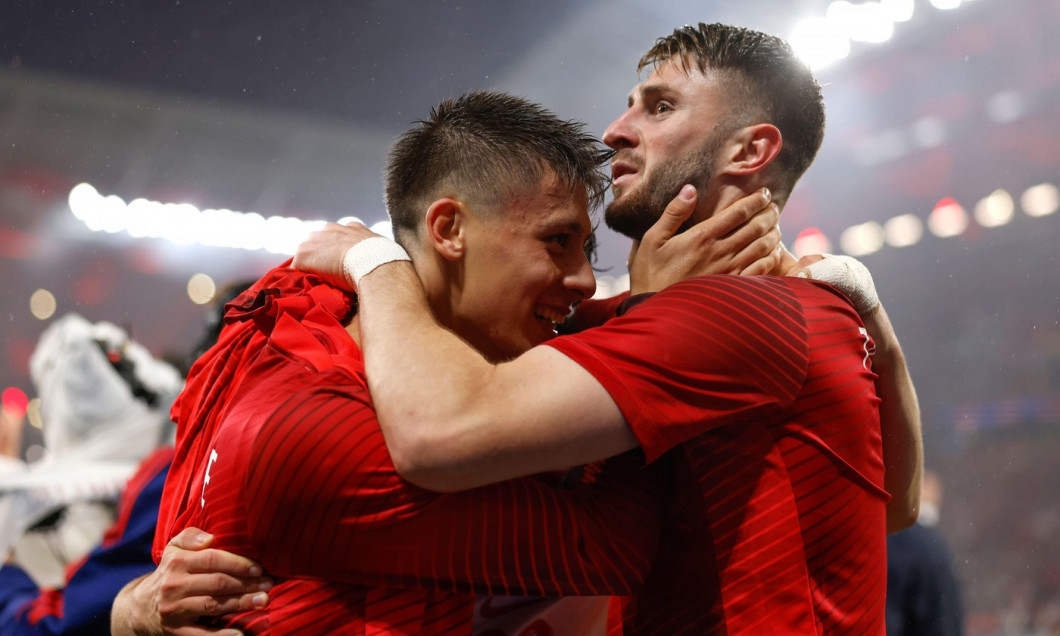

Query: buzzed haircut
left=638, top=23, right=826, bottom=197
left=385, top=90, right=611, bottom=249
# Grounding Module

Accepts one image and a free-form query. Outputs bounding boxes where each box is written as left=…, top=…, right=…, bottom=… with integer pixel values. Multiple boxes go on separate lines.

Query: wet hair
left=638, top=23, right=825, bottom=198
left=384, top=90, right=611, bottom=249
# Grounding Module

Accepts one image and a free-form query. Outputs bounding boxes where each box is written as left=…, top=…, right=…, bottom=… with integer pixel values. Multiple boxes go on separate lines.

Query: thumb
left=644, top=185, right=697, bottom=244
left=170, top=527, right=213, bottom=550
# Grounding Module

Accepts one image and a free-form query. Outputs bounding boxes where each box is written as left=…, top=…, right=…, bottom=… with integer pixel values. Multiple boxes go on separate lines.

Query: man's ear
left=720, top=123, right=783, bottom=176
left=424, top=198, right=467, bottom=260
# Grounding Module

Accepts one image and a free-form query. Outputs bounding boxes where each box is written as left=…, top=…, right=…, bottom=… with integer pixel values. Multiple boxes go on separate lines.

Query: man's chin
left=605, top=198, right=655, bottom=241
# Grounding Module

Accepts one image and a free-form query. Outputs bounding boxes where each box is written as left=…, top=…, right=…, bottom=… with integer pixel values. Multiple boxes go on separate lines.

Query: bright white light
left=929, top=0, right=962, bottom=9
left=790, top=16, right=851, bottom=71
left=68, top=184, right=388, bottom=255
left=884, top=214, right=923, bottom=247
left=98, top=195, right=128, bottom=234
left=928, top=199, right=968, bottom=237
left=827, top=1, right=895, bottom=44
left=986, top=91, right=1025, bottom=124
left=840, top=221, right=885, bottom=256
left=1022, top=183, right=1059, bottom=217
left=974, top=190, right=1015, bottom=228
left=881, top=0, right=915, bottom=22
left=793, top=227, right=832, bottom=258
left=187, top=273, right=217, bottom=305
left=68, top=183, right=99, bottom=220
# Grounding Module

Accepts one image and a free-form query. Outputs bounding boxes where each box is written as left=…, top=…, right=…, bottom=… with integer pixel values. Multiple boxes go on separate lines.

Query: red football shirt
left=154, top=265, right=663, bottom=635
left=547, top=275, right=889, bottom=636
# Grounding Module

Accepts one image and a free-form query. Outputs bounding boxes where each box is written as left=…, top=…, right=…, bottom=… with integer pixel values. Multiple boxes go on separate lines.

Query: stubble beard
left=604, top=142, right=718, bottom=241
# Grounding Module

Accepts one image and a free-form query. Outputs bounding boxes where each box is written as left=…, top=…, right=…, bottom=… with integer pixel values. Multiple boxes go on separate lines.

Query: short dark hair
left=385, top=90, right=611, bottom=249
left=638, top=23, right=825, bottom=198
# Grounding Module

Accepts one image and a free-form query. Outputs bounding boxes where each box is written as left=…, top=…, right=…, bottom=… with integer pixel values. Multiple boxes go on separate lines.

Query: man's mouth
left=533, top=305, right=572, bottom=328
left=611, top=162, right=638, bottom=185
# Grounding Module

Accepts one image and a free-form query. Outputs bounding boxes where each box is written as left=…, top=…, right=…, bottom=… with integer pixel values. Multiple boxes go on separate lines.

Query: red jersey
left=154, top=264, right=663, bottom=635
left=548, top=275, right=888, bottom=635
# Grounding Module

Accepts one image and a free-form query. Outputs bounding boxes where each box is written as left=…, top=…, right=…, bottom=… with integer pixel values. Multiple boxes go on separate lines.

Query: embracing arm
left=792, top=254, right=923, bottom=532
left=356, top=261, right=635, bottom=491
left=863, top=304, right=923, bottom=532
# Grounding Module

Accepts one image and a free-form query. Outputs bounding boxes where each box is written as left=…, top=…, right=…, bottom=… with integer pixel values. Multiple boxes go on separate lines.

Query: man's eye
left=548, top=234, right=570, bottom=247
left=654, top=102, right=673, bottom=114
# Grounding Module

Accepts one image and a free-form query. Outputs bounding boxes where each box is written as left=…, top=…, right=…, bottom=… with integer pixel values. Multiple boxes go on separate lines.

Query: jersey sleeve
left=0, top=448, right=172, bottom=635
left=546, top=276, right=810, bottom=462
left=244, top=381, right=664, bottom=597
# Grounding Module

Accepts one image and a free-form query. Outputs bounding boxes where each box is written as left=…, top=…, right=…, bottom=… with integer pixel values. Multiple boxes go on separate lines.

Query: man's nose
left=602, top=109, right=637, bottom=150
left=566, top=253, right=597, bottom=301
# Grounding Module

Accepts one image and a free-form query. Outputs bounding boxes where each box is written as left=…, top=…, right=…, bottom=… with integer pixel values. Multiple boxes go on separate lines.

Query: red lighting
left=2, top=387, right=29, bottom=418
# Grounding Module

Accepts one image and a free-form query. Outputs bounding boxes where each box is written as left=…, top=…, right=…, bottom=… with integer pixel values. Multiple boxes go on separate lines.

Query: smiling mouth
left=534, top=306, right=571, bottom=329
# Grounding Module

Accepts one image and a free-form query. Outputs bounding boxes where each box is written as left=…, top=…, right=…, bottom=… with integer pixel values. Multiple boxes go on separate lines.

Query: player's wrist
left=342, top=238, right=411, bottom=288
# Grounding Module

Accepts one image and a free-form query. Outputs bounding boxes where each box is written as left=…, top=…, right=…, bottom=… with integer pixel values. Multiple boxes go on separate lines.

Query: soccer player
left=293, top=24, right=922, bottom=635
left=113, top=90, right=786, bottom=635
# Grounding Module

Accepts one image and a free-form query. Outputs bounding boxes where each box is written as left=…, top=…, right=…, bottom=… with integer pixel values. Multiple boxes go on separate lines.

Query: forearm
left=865, top=305, right=923, bottom=532
left=358, top=263, right=634, bottom=491
left=111, top=574, right=155, bottom=636
left=357, top=263, right=512, bottom=489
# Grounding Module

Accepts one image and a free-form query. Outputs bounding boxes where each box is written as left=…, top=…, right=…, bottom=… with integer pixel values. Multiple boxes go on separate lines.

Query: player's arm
left=111, top=528, right=269, bottom=636
left=291, top=190, right=791, bottom=491
left=792, top=254, right=923, bottom=533
left=863, top=304, right=923, bottom=532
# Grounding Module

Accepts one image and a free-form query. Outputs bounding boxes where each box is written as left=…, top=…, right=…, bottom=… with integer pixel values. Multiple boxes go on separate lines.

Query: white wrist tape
left=797, top=254, right=881, bottom=317
left=341, top=237, right=411, bottom=287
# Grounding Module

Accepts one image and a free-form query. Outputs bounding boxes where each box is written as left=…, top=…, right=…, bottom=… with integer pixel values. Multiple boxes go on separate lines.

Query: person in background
left=0, top=313, right=182, bottom=635
left=887, top=470, right=965, bottom=636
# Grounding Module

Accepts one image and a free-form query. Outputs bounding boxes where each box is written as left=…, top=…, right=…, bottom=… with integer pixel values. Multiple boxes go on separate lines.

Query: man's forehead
left=508, top=184, right=590, bottom=226
left=627, top=63, right=718, bottom=105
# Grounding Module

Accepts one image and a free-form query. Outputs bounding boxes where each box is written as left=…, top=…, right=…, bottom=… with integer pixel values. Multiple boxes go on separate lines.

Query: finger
left=740, top=244, right=783, bottom=276
left=702, top=188, right=773, bottom=238
left=175, top=572, right=273, bottom=597
left=643, top=185, right=697, bottom=244
left=718, top=202, right=779, bottom=249
left=161, top=590, right=268, bottom=625
left=169, top=548, right=263, bottom=578
left=733, top=227, right=782, bottom=275
left=169, top=527, right=213, bottom=551
left=171, top=628, right=244, bottom=636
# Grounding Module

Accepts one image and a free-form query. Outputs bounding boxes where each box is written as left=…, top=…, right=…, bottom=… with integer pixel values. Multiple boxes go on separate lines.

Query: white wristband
left=341, top=237, right=411, bottom=287
left=797, top=254, right=881, bottom=317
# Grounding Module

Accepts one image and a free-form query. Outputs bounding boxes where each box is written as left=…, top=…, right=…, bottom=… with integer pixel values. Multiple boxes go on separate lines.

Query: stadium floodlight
left=790, top=16, right=851, bottom=71
left=840, top=221, right=886, bottom=256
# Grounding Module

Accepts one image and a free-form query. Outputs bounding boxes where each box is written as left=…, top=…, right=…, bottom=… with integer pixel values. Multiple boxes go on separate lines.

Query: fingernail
left=680, top=185, right=696, bottom=200
left=762, top=187, right=771, bottom=201
left=256, top=579, right=273, bottom=592
left=248, top=564, right=263, bottom=577
left=195, top=532, right=212, bottom=545
left=251, top=592, right=269, bottom=608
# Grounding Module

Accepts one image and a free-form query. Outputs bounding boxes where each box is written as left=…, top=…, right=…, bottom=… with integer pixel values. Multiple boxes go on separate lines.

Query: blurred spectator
left=0, top=313, right=182, bottom=634
left=887, top=470, right=965, bottom=636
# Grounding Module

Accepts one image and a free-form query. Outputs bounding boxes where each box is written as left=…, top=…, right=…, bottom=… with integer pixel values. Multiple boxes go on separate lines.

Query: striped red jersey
left=154, top=265, right=663, bottom=635
left=547, top=275, right=888, bottom=635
